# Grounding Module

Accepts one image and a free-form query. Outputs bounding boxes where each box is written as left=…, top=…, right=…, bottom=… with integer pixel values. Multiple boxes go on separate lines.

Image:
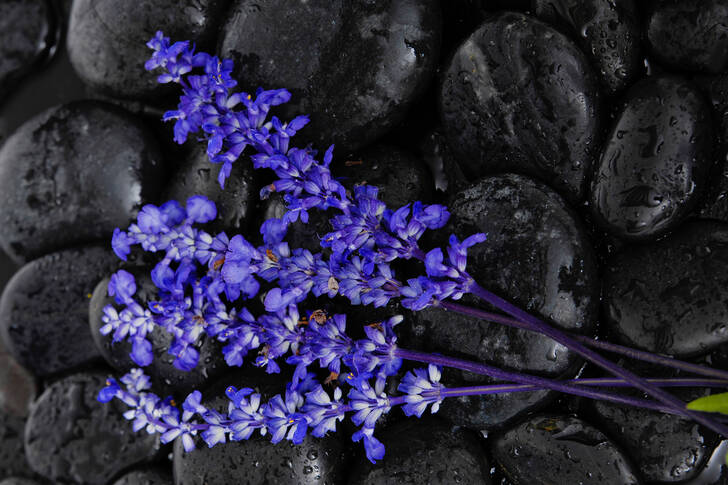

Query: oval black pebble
left=220, top=0, right=441, bottom=153
left=24, top=371, right=160, bottom=485
left=0, top=410, right=36, bottom=479
left=405, top=174, right=599, bottom=428
left=647, top=0, right=728, bottom=74
left=67, top=0, right=227, bottom=99
left=439, top=12, right=601, bottom=201
left=604, top=220, right=728, bottom=357
left=533, top=0, right=642, bottom=95
left=348, top=417, right=491, bottom=485
left=0, top=0, right=55, bottom=101
left=166, top=144, right=259, bottom=234
left=173, top=372, right=350, bottom=485
left=491, top=414, right=640, bottom=485
left=590, top=76, right=712, bottom=240
left=0, top=245, right=118, bottom=377
left=0, top=100, right=165, bottom=262
left=112, top=468, right=173, bottom=485
left=89, top=269, right=226, bottom=395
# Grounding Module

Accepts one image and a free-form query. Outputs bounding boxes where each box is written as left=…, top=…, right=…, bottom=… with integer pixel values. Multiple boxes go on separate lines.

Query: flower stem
left=439, top=300, right=728, bottom=381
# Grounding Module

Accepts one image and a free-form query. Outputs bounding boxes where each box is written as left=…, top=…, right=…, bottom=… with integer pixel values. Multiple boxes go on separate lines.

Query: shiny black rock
left=0, top=100, right=165, bottom=262
left=533, top=0, right=642, bottom=95
left=647, top=0, right=728, bottom=74
left=604, top=221, right=728, bottom=357
left=24, top=371, right=160, bottom=485
left=0, top=245, right=118, bottom=377
left=112, top=468, right=173, bottom=485
left=348, top=418, right=491, bottom=484
left=220, top=0, right=441, bottom=152
left=590, top=76, right=712, bottom=240
left=439, top=12, right=601, bottom=201
left=67, top=0, right=227, bottom=99
left=0, top=0, right=55, bottom=101
left=491, top=415, right=640, bottom=485
left=89, top=269, right=226, bottom=395
left=406, top=174, right=599, bottom=429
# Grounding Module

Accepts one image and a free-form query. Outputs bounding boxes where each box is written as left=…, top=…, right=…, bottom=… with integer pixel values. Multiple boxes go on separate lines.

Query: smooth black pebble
left=405, top=174, right=599, bottom=429
left=113, top=467, right=173, bottom=485
left=439, top=11, right=601, bottom=201
left=0, top=100, right=165, bottom=262
left=0, top=245, right=118, bottom=377
left=24, top=371, right=160, bottom=485
left=533, top=0, right=642, bottom=95
left=66, top=0, right=227, bottom=99
left=491, top=414, right=640, bottom=485
left=220, top=0, right=441, bottom=152
left=348, top=418, right=491, bottom=484
left=647, top=0, right=728, bottom=74
left=604, top=221, right=728, bottom=357
left=590, top=76, right=712, bottom=240
left=89, top=268, right=226, bottom=395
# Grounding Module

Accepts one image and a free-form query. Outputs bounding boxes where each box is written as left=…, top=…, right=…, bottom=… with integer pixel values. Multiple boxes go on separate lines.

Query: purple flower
left=398, top=365, right=445, bottom=417
left=186, top=195, right=217, bottom=224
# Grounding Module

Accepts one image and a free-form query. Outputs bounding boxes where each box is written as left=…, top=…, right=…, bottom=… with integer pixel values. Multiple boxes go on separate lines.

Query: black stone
left=533, top=0, right=643, bottom=95
left=112, top=468, right=173, bottom=485
left=590, top=76, right=712, bottom=240
left=66, top=0, right=227, bottom=99
left=491, top=415, right=640, bottom=485
left=0, top=479, right=46, bottom=485
left=647, top=0, right=728, bottom=74
left=24, top=371, right=160, bottom=485
left=439, top=12, right=601, bottom=201
left=0, top=411, right=36, bottom=479
left=0, top=100, right=165, bottom=262
left=0, top=245, right=118, bottom=377
left=89, top=268, right=227, bottom=395
left=0, top=0, right=55, bottom=101
left=172, top=371, right=351, bottom=485
left=405, top=174, right=599, bottom=429
left=220, top=0, right=441, bottom=153
left=348, top=418, right=491, bottom=484
left=165, top=144, right=259, bottom=235
left=604, top=221, right=728, bottom=357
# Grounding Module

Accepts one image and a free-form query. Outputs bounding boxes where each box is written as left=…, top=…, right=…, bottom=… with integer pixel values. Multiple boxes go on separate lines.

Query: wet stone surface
left=647, top=0, right=728, bottom=74
left=405, top=174, right=599, bottom=429
left=533, top=0, right=642, bottom=95
left=112, top=467, right=173, bottom=485
left=0, top=245, right=118, bottom=377
left=603, top=221, right=728, bottom=357
left=0, top=0, right=55, bottom=101
left=491, top=414, right=640, bottom=485
left=67, top=0, right=227, bottom=99
left=348, top=418, right=490, bottom=485
left=0, top=410, right=36, bottom=479
left=89, top=269, right=227, bottom=395
left=172, top=372, right=351, bottom=485
left=590, top=76, right=712, bottom=240
left=0, top=100, right=165, bottom=262
left=24, top=371, right=160, bottom=485
left=439, top=11, right=601, bottom=201
left=220, top=0, right=441, bottom=152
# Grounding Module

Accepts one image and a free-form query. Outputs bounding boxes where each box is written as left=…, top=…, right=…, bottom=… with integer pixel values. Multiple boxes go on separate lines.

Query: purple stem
left=439, top=300, right=728, bottom=381
left=466, top=282, right=728, bottom=437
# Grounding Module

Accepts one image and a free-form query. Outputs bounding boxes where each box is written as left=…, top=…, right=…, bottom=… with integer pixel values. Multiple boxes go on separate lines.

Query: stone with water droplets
left=172, top=371, right=350, bottom=485
left=491, top=415, right=640, bottom=485
left=404, top=174, right=599, bottom=429
left=590, top=76, right=712, bottom=240
left=24, top=371, right=160, bottom=485
left=646, top=0, right=728, bottom=74
left=66, top=0, right=227, bottom=99
left=348, top=418, right=490, bottom=484
left=0, top=410, right=36, bottom=479
left=0, top=245, right=118, bottom=377
left=220, top=0, right=441, bottom=152
left=533, top=0, right=642, bottom=95
left=0, top=100, right=165, bottom=262
left=604, top=221, right=728, bottom=357
left=439, top=11, right=601, bottom=201
left=89, top=268, right=226, bottom=395
left=112, top=468, right=173, bottom=485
